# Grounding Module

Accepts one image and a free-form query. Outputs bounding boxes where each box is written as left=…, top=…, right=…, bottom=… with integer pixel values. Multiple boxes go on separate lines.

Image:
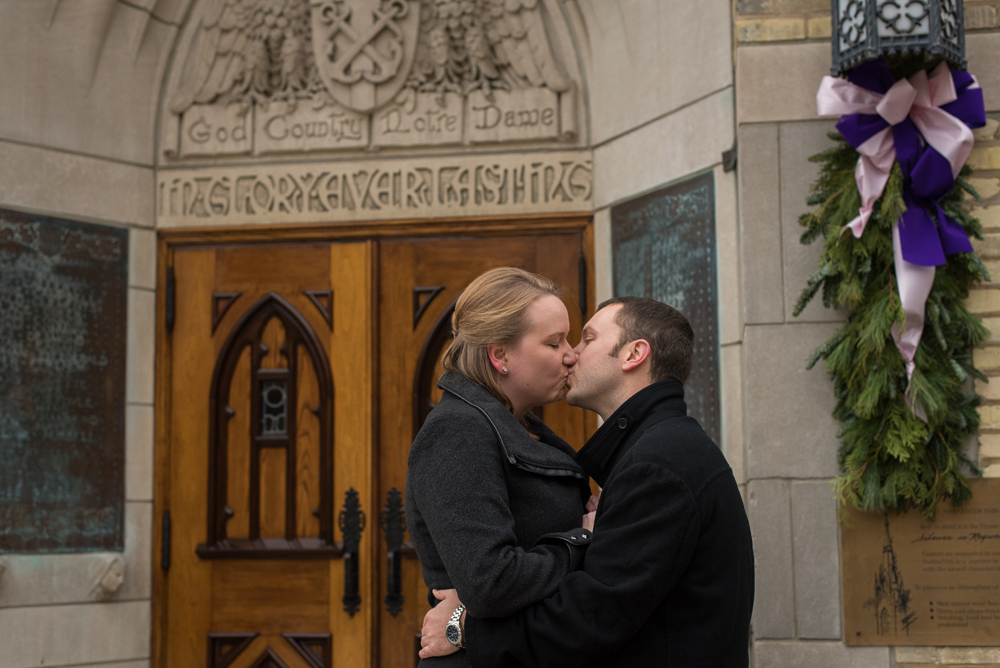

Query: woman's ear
left=487, top=344, right=508, bottom=374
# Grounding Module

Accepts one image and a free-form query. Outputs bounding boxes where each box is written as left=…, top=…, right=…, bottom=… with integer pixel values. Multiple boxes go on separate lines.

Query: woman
left=405, top=267, right=594, bottom=666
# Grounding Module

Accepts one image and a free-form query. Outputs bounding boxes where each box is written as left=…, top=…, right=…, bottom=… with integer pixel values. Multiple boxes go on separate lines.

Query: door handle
left=339, top=488, right=366, bottom=617
left=381, top=488, right=406, bottom=616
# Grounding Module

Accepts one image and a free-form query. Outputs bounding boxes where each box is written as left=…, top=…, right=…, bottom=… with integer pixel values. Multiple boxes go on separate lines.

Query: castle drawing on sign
left=165, top=0, right=577, bottom=156
left=866, top=515, right=917, bottom=636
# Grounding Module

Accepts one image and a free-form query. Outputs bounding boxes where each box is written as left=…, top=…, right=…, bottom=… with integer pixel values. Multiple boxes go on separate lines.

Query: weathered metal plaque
left=611, top=172, right=720, bottom=444
left=0, top=209, right=127, bottom=552
left=842, top=479, right=1000, bottom=646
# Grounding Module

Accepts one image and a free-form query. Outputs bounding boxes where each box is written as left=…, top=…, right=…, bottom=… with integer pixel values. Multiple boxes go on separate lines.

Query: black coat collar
left=437, top=371, right=587, bottom=479
left=575, top=379, right=688, bottom=487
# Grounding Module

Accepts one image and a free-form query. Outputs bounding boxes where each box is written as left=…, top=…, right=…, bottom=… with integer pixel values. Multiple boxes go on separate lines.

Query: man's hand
left=586, top=493, right=600, bottom=513
left=419, top=588, right=464, bottom=659
left=582, top=511, right=596, bottom=532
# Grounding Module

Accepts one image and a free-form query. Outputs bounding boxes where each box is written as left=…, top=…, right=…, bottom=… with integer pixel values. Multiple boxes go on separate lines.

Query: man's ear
left=487, top=344, right=507, bottom=373
left=621, top=339, right=650, bottom=372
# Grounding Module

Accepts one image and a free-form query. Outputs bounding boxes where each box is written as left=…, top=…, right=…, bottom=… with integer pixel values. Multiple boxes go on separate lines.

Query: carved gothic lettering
left=466, top=89, right=560, bottom=144
left=342, top=170, right=380, bottom=211
left=372, top=92, right=462, bottom=147
left=403, top=169, right=433, bottom=208
left=180, top=105, right=252, bottom=157
left=235, top=176, right=257, bottom=214
left=209, top=178, right=231, bottom=215
left=324, top=174, right=341, bottom=210
left=256, top=102, right=368, bottom=154
left=188, top=178, right=213, bottom=217
left=438, top=167, right=471, bottom=207
left=157, top=153, right=591, bottom=227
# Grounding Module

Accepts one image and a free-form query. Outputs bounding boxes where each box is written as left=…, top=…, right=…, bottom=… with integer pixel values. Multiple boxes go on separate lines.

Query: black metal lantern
left=831, top=0, right=966, bottom=76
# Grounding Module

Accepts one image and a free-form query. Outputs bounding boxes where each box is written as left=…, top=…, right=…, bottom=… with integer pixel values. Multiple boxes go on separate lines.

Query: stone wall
left=969, top=116, right=1000, bottom=481
left=0, top=2, right=176, bottom=667
left=572, top=0, right=744, bottom=478
left=735, top=5, right=1000, bottom=667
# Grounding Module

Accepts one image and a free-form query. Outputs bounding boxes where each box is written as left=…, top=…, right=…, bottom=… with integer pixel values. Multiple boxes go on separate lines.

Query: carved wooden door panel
left=163, top=242, right=374, bottom=668
left=375, top=232, right=594, bottom=667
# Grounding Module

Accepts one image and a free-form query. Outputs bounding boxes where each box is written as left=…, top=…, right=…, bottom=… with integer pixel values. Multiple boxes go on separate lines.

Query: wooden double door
left=153, top=220, right=594, bottom=668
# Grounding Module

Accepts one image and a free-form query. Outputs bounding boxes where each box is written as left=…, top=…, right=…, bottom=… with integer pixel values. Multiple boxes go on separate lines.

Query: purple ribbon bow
left=836, top=59, right=985, bottom=266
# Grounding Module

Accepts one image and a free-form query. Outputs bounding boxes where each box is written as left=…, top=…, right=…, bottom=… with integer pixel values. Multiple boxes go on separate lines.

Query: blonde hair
left=442, top=267, right=562, bottom=414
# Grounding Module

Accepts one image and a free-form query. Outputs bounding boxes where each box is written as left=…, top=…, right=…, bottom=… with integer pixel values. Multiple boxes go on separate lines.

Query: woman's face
left=500, top=294, right=578, bottom=417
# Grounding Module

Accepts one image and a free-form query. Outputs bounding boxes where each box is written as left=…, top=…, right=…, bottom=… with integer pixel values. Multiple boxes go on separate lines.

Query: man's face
left=565, top=304, right=626, bottom=413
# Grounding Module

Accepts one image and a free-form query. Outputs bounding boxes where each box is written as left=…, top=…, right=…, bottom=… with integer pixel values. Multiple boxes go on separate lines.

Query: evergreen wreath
left=796, top=57, right=991, bottom=518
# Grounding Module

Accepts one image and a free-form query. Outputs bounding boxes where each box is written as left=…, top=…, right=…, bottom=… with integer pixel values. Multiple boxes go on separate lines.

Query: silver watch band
left=448, top=604, right=466, bottom=648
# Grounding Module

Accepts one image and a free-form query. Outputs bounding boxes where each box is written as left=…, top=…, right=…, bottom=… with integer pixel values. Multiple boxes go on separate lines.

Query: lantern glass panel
left=839, top=0, right=868, bottom=52
left=939, top=0, right=960, bottom=47
left=875, top=0, right=930, bottom=37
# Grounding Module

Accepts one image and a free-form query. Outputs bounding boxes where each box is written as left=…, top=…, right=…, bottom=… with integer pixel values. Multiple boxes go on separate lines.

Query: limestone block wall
left=570, top=0, right=744, bottom=473
left=735, top=5, right=1000, bottom=667
left=0, top=2, right=180, bottom=667
left=969, top=116, right=1000, bottom=481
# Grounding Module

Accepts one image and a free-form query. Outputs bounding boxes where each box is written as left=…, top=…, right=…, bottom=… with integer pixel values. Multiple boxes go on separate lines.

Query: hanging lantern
left=831, top=0, right=966, bottom=76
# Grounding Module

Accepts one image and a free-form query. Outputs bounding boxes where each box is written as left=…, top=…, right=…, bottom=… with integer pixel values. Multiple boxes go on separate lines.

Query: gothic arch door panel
left=162, top=242, right=373, bottom=668
left=376, top=231, right=595, bottom=667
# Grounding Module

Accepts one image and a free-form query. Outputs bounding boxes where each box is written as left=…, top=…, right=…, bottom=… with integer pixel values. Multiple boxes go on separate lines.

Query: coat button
left=617, top=417, right=628, bottom=429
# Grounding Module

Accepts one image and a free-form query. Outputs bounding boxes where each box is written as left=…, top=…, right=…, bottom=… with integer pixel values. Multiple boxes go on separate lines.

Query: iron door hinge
left=339, top=488, right=366, bottom=617
left=381, top=488, right=406, bottom=617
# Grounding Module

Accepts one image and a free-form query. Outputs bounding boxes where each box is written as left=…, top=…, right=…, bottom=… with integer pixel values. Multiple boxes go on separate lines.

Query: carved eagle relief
left=170, top=0, right=570, bottom=115
left=170, top=0, right=320, bottom=114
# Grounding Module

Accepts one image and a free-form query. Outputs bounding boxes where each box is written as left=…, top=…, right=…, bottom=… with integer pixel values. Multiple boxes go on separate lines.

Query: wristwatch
left=445, top=604, right=466, bottom=649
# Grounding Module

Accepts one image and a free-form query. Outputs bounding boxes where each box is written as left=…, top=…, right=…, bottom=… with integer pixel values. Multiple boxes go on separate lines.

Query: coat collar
left=575, top=378, right=688, bottom=487
left=437, top=372, right=587, bottom=479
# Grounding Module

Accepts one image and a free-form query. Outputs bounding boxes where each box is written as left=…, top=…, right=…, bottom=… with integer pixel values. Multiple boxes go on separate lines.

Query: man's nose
left=563, top=346, right=579, bottom=365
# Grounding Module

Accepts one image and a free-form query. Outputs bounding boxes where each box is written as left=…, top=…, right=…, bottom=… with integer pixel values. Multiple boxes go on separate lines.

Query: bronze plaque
left=0, top=209, right=127, bottom=552
left=611, top=172, right=719, bottom=444
left=842, top=479, right=1000, bottom=646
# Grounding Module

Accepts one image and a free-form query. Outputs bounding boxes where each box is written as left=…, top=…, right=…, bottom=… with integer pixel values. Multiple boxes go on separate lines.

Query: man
left=420, top=297, right=754, bottom=667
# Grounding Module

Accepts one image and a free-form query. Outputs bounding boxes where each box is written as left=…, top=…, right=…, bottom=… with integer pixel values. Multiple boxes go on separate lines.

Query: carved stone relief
left=164, top=0, right=578, bottom=157
left=157, top=151, right=592, bottom=226
left=90, top=554, right=127, bottom=600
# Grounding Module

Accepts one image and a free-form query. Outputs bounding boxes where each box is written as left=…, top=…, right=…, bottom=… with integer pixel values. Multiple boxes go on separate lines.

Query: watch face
left=446, top=623, right=461, bottom=645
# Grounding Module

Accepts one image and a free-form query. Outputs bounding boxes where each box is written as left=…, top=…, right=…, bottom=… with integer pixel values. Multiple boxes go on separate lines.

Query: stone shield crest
left=310, top=0, right=420, bottom=113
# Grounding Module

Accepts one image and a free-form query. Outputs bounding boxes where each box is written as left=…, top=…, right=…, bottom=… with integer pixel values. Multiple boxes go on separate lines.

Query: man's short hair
left=598, top=296, right=694, bottom=384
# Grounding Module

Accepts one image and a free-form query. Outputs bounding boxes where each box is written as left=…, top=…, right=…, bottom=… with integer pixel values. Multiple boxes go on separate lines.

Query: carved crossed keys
left=313, top=0, right=409, bottom=85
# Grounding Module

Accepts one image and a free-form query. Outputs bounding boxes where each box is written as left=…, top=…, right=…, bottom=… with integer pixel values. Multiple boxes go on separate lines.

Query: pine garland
left=796, top=60, right=991, bottom=517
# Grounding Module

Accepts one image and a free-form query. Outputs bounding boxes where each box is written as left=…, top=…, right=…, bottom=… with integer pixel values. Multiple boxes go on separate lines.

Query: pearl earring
left=502, top=366, right=508, bottom=373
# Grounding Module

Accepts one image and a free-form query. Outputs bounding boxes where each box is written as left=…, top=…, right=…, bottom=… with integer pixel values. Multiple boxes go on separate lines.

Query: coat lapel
left=437, top=372, right=586, bottom=479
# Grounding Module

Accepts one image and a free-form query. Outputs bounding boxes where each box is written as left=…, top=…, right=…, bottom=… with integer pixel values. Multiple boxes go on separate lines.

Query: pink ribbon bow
left=817, top=62, right=976, bottom=240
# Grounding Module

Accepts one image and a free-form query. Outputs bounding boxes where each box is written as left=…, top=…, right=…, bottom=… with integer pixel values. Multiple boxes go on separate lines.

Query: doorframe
left=151, top=213, right=595, bottom=668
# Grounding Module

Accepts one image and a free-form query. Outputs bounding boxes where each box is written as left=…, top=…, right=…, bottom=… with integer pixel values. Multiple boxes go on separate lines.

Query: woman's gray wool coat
left=405, top=371, right=593, bottom=667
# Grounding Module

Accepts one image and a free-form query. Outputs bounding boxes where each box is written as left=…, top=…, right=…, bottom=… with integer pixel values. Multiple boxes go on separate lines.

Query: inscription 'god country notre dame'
left=172, top=89, right=574, bottom=156
left=157, top=153, right=592, bottom=227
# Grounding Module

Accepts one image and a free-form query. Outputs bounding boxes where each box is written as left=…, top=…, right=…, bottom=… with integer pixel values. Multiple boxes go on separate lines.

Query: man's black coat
left=465, top=379, right=755, bottom=668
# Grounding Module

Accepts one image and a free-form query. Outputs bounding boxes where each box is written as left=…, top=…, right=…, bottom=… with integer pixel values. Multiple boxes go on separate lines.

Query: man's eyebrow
left=581, top=325, right=594, bottom=336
